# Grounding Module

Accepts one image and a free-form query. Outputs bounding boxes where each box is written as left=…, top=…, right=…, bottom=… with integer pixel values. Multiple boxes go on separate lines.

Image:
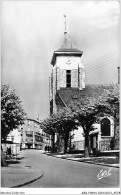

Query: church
left=49, top=29, right=115, bottom=152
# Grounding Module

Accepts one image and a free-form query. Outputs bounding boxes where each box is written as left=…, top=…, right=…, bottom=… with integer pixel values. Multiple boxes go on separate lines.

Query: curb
left=12, top=172, right=44, bottom=188
left=67, top=158, right=120, bottom=168
left=78, top=161, right=119, bottom=168
left=1, top=168, right=44, bottom=188
left=47, top=154, right=119, bottom=168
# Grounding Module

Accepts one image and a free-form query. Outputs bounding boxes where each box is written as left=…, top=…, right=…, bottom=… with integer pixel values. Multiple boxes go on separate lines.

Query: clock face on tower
left=66, top=57, right=71, bottom=65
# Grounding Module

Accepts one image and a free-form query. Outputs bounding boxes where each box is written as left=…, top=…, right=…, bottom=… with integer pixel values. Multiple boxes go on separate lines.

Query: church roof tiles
left=57, top=84, right=115, bottom=108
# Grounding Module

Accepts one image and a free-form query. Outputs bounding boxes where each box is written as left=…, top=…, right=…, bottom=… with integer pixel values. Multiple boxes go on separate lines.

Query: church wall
left=99, top=137, right=112, bottom=151
left=72, top=118, right=115, bottom=151
left=114, top=126, right=119, bottom=150
left=71, top=69, right=78, bottom=88
left=52, top=67, right=57, bottom=114
left=57, top=68, right=79, bottom=89
left=57, top=68, right=66, bottom=89
left=98, top=116, right=114, bottom=151
left=56, top=56, right=84, bottom=70
left=55, top=56, right=85, bottom=90
left=49, top=74, right=53, bottom=101
left=79, top=68, right=85, bottom=89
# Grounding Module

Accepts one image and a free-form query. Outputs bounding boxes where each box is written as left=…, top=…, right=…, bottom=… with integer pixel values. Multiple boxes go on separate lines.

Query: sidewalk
left=46, top=152, right=120, bottom=168
left=1, top=151, right=43, bottom=188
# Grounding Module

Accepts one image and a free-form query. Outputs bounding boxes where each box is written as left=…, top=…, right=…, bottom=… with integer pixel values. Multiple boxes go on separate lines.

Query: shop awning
left=89, top=129, right=99, bottom=135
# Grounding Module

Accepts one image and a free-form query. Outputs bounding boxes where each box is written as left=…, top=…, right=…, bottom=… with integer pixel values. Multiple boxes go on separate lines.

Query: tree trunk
left=51, top=133, right=55, bottom=153
left=57, top=134, right=61, bottom=152
left=84, top=133, right=89, bottom=158
left=1, top=149, right=7, bottom=167
left=69, top=133, right=72, bottom=152
left=64, top=139, right=68, bottom=154
left=64, top=132, right=69, bottom=154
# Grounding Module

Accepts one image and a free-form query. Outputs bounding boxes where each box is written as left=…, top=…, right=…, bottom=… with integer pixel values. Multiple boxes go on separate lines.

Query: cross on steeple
left=64, top=14, right=67, bottom=33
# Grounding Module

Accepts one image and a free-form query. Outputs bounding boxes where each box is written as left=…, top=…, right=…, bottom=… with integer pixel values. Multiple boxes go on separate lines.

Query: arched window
left=101, top=118, right=110, bottom=136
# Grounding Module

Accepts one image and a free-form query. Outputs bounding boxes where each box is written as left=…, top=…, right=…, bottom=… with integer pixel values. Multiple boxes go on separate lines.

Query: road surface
left=21, top=150, right=119, bottom=188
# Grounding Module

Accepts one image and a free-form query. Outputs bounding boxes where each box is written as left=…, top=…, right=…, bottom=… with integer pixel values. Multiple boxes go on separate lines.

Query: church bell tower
left=50, top=17, right=85, bottom=114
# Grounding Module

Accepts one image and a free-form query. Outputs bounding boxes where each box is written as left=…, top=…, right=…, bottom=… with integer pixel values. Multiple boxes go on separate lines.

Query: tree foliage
left=40, top=114, right=57, bottom=152
left=106, top=84, right=119, bottom=123
left=40, top=108, right=78, bottom=153
left=69, top=84, right=119, bottom=157
left=41, top=84, right=119, bottom=156
left=70, top=104, right=104, bottom=157
left=55, top=109, right=78, bottom=153
left=1, top=84, right=26, bottom=140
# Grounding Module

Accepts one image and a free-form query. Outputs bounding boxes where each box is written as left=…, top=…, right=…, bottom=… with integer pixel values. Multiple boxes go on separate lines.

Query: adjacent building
left=1, top=128, right=21, bottom=155
left=49, top=30, right=117, bottom=152
left=21, top=118, right=50, bottom=149
left=2, top=118, right=51, bottom=154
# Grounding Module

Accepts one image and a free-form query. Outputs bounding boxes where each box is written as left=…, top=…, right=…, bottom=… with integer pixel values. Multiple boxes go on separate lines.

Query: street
left=20, top=149, right=119, bottom=188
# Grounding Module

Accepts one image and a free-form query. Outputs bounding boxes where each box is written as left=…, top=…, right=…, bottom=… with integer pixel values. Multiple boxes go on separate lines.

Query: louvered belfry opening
left=66, top=70, right=71, bottom=88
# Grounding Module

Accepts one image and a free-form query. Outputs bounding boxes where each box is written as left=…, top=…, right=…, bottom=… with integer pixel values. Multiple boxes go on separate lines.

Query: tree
left=106, top=84, right=119, bottom=123
left=71, top=103, right=112, bottom=158
left=40, top=115, right=57, bottom=152
left=40, top=109, right=78, bottom=153
left=1, top=84, right=26, bottom=140
left=69, top=84, right=119, bottom=158
left=55, top=109, right=78, bottom=154
left=106, top=84, right=119, bottom=150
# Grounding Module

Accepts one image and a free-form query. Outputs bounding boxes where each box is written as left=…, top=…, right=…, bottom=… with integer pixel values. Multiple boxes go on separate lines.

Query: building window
left=66, top=70, right=71, bottom=88
left=101, top=118, right=110, bottom=136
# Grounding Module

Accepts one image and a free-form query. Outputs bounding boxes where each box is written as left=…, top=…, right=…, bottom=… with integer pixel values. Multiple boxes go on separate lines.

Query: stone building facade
left=49, top=31, right=115, bottom=152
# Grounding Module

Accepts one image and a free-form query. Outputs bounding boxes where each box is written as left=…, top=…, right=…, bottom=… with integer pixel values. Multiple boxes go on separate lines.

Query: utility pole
left=117, top=66, right=120, bottom=84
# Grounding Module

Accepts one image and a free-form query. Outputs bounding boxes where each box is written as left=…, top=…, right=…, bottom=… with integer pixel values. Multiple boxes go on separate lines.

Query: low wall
left=72, top=140, right=84, bottom=150
left=99, top=138, right=112, bottom=151
left=99, top=150, right=119, bottom=157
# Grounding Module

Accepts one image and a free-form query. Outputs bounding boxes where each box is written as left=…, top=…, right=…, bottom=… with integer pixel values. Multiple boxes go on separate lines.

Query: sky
left=1, top=0, right=120, bottom=120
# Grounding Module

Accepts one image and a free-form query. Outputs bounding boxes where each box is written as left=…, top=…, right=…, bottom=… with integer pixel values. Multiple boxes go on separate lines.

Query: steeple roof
left=56, top=32, right=81, bottom=52
left=51, top=32, right=83, bottom=65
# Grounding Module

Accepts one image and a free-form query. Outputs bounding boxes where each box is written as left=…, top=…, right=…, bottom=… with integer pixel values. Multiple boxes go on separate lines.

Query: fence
left=72, top=140, right=84, bottom=150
